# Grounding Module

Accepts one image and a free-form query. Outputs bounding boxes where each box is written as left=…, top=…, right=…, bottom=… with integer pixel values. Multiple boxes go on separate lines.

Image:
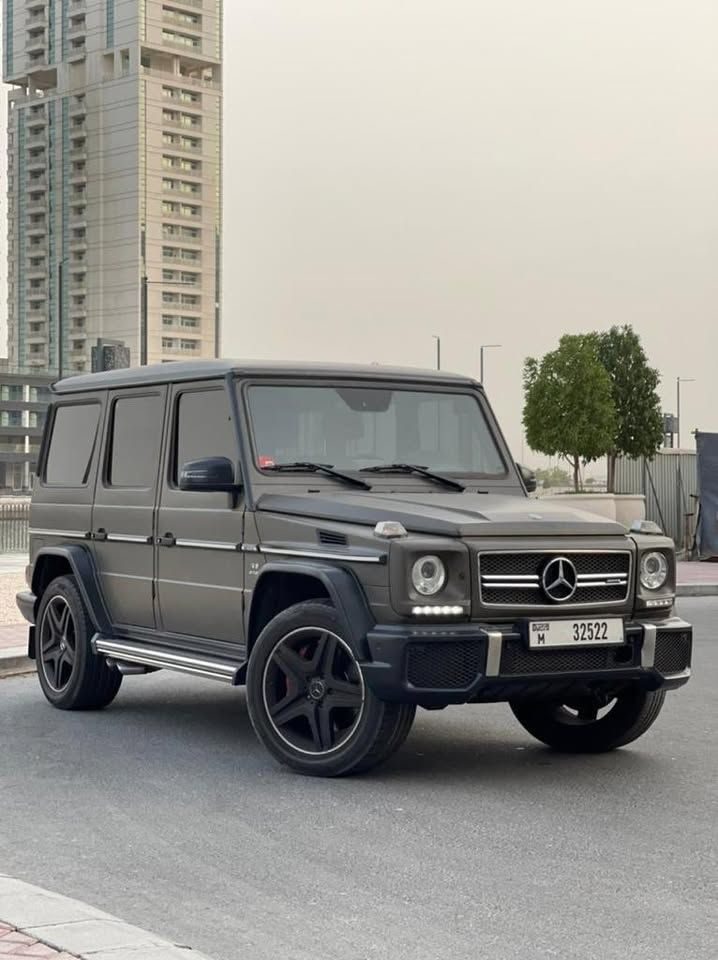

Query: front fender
left=248, top=560, right=376, bottom=658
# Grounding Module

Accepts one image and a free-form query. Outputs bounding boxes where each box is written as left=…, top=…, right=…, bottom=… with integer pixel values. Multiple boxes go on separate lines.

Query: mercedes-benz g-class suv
left=17, top=361, right=692, bottom=776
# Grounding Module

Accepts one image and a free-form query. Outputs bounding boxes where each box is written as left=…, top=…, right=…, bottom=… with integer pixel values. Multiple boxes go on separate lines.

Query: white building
left=3, top=1, right=222, bottom=372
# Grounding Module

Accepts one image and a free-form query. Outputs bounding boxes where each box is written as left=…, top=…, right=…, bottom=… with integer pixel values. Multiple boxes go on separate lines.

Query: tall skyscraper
left=3, top=1, right=222, bottom=373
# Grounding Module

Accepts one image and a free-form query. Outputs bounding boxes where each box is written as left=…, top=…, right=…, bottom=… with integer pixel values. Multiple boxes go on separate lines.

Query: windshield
left=246, top=384, right=507, bottom=476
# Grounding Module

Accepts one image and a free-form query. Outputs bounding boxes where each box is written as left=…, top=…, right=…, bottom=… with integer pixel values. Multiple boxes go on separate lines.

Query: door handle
left=93, top=528, right=108, bottom=542
left=156, top=533, right=176, bottom=547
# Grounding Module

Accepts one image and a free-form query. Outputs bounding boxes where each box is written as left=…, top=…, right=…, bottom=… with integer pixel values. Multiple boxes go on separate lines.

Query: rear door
left=155, top=381, right=245, bottom=646
left=91, top=387, right=167, bottom=630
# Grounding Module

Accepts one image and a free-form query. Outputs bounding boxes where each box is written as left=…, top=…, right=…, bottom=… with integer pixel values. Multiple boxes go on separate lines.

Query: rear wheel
left=36, top=575, right=122, bottom=710
left=510, top=687, right=666, bottom=753
left=246, top=601, right=415, bottom=776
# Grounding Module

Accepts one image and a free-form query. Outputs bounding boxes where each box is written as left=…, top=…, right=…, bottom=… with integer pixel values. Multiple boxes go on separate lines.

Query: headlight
left=640, top=551, right=669, bottom=590
left=411, top=555, right=446, bottom=596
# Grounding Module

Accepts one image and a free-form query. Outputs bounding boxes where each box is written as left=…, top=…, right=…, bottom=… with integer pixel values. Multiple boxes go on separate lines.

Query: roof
left=52, top=359, right=477, bottom=394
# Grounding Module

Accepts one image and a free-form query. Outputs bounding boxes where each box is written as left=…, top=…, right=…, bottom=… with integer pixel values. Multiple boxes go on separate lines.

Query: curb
left=676, top=583, right=718, bottom=597
left=0, top=646, right=33, bottom=678
left=0, top=877, right=215, bottom=960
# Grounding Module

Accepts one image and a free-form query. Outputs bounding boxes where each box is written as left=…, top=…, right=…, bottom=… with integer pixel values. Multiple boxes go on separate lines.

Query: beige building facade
left=4, top=0, right=222, bottom=372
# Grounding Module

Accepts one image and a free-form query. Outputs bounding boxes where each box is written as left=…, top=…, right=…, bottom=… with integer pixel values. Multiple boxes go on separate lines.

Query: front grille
left=480, top=551, right=631, bottom=607
left=499, top=637, right=637, bottom=675
left=654, top=631, right=692, bottom=674
left=407, top=639, right=484, bottom=689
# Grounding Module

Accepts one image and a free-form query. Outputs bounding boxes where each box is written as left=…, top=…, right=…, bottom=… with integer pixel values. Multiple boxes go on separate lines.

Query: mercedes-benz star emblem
left=541, top=557, right=578, bottom=603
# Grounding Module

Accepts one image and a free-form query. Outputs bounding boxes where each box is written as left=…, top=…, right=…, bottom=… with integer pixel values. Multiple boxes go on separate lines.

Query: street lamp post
left=479, top=343, right=501, bottom=384
left=676, top=377, right=696, bottom=449
left=432, top=335, right=441, bottom=370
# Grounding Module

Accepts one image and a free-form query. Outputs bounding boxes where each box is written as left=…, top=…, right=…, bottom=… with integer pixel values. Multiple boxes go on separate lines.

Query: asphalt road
left=1, top=599, right=716, bottom=960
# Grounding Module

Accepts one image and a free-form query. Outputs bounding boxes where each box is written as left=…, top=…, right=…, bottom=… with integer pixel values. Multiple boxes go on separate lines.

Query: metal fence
left=0, top=501, right=30, bottom=554
left=615, top=452, right=698, bottom=550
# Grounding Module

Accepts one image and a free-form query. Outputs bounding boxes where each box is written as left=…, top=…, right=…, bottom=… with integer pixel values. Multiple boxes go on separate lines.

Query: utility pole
left=141, top=273, right=148, bottom=366
left=432, top=335, right=441, bottom=370
left=57, top=261, right=64, bottom=379
left=676, top=377, right=695, bottom=449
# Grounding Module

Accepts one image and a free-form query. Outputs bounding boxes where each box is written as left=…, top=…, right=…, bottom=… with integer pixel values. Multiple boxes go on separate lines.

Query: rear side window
left=108, top=393, right=165, bottom=488
left=174, top=388, right=236, bottom=483
left=44, top=403, right=100, bottom=486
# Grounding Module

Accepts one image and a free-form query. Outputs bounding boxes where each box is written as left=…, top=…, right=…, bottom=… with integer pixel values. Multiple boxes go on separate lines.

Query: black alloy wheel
left=510, top=686, right=666, bottom=753
left=262, top=626, right=365, bottom=755
left=247, top=601, right=416, bottom=776
left=39, top=595, right=77, bottom=693
left=35, top=575, right=122, bottom=710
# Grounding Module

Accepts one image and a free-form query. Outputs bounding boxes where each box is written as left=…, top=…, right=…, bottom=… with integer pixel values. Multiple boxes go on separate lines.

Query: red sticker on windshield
left=258, top=455, right=276, bottom=469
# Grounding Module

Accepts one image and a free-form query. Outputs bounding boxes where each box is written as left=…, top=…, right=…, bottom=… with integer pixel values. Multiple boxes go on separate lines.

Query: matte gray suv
left=17, top=361, right=692, bottom=776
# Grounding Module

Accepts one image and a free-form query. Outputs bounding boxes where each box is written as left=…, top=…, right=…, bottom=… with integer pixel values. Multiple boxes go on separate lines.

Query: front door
left=156, top=381, right=245, bottom=647
left=91, top=386, right=167, bottom=630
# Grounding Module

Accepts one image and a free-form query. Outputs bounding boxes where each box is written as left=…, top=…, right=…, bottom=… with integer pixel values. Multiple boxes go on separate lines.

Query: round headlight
left=411, top=555, right=446, bottom=596
left=640, top=551, right=668, bottom=590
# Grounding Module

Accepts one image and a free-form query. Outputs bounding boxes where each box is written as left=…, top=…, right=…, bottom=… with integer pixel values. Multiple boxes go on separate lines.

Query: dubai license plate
left=528, top=618, right=624, bottom=649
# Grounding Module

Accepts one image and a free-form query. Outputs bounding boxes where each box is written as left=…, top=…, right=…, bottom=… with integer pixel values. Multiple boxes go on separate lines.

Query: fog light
left=645, top=598, right=673, bottom=608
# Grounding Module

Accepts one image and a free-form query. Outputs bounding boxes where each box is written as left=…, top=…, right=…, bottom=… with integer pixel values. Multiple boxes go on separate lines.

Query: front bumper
left=361, top=616, right=692, bottom=706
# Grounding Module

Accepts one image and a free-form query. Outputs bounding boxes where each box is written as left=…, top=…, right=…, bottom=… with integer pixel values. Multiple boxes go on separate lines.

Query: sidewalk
left=676, top=559, right=718, bottom=596
left=0, top=876, right=213, bottom=959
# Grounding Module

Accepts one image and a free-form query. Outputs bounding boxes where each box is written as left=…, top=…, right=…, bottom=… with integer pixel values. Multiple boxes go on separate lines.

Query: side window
left=174, top=388, right=236, bottom=484
left=44, top=403, right=100, bottom=486
left=108, top=393, right=165, bottom=488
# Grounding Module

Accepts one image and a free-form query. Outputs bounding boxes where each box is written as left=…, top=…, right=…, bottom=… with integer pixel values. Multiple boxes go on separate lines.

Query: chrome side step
left=94, top=638, right=242, bottom=685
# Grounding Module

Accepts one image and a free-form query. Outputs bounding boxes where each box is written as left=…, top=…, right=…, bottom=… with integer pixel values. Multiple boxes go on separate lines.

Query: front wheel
left=510, top=687, right=666, bottom=753
left=246, top=601, right=415, bottom=776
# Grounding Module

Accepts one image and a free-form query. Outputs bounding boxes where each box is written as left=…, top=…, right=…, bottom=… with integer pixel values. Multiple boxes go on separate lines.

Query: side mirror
left=517, top=463, right=537, bottom=493
left=179, top=457, right=239, bottom=493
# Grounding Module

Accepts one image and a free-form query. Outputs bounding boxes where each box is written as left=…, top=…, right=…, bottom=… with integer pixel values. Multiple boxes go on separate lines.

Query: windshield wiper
left=264, top=461, right=372, bottom=490
left=359, top=463, right=465, bottom=492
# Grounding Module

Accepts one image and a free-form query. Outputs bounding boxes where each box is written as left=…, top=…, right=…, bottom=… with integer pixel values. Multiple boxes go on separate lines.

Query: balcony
left=26, top=0, right=47, bottom=10
left=28, top=354, right=49, bottom=367
left=26, top=33, right=47, bottom=54
left=69, top=305, right=87, bottom=320
left=26, top=200, right=46, bottom=215
left=26, top=224, right=47, bottom=238
left=26, top=266, right=47, bottom=280
left=26, top=333, right=47, bottom=346
left=69, top=235, right=87, bottom=251
left=68, top=20, right=86, bottom=40
left=27, top=155, right=46, bottom=173
left=27, top=176, right=47, bottom=190
left=69, top=98, right=86, bottom=117
left=26, top=133, right=46, bottom=149
left=71, top=169, right=87, bottom=185
left=68, top=41, right=86, bottom=62
left=69, top=146, right=87, bottom=162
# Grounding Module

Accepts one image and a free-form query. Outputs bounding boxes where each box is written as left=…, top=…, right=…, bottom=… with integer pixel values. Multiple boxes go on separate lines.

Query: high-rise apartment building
left=3, top=1, right=222, bottom=373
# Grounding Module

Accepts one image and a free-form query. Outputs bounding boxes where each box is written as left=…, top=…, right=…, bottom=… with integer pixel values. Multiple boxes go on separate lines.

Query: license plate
left=528, top=619, right=623, bottom=649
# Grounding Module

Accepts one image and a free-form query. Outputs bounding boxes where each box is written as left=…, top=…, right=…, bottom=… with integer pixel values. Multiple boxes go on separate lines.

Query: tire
left=246, top=601, right=415, bottom=777
left=36, top=575, right=122, bottom=711
left=510, top=687, right=666, bottom=753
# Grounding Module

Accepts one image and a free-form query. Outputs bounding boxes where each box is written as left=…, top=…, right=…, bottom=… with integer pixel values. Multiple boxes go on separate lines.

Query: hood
left=256, top=490, right=628, bottom=538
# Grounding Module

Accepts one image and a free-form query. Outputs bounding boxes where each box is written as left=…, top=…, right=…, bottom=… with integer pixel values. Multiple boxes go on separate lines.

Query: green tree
left=523, top=335, right=617, bottom=492
left=594, top=325, right=664, bottom=493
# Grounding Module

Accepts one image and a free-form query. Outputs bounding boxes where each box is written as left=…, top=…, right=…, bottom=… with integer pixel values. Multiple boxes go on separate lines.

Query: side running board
left=93, top=637, right=243, bottom=685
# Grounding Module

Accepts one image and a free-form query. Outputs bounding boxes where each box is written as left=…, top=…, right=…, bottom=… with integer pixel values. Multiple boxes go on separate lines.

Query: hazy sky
left=3, top=1, right=717, bottom=463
